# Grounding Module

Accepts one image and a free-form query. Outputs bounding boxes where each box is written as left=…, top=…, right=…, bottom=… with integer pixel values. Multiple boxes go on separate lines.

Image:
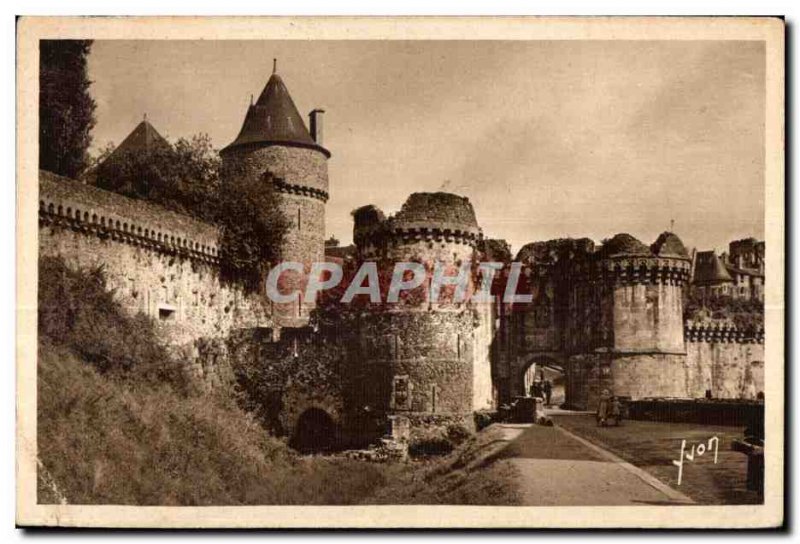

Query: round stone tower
left=351, top=193, right=489, bottom=438
left=566, top=232, right=692, bottom=408
left=221, top=64, right=330, bottom=323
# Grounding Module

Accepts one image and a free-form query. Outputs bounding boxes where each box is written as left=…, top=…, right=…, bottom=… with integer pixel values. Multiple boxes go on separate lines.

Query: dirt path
left=496, top=424, right=694, bottom=506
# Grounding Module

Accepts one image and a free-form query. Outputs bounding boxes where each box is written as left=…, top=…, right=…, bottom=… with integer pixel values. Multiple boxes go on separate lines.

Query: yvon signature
left=672, top=436, right=719, bottom=485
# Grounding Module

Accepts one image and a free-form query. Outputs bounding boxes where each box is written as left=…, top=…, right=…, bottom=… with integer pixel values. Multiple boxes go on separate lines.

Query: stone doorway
left=290, top=408, right=339, bottom=453
left=521, top=360, right=565, bottom=407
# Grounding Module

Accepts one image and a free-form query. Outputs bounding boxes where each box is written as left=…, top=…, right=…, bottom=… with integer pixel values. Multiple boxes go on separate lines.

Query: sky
left=87, top=40, right=765, bottom=255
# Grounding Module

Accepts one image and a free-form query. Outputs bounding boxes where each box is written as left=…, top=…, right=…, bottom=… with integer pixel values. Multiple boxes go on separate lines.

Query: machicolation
left=36, top=64, right=766, bottom=451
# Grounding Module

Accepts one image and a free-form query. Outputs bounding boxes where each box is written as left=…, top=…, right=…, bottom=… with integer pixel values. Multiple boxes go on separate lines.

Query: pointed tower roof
left=109, top=118, right=171, bottom=159
left=222, top=67, right=329, bottom=157
left=693, top=251, right=733, bottom=285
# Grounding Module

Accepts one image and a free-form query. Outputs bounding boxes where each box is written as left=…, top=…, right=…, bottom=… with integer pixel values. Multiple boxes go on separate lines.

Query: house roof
left=724, top=263, right=765, bottom=279
left=693, top=251, right=733, bottom=284
left=107, top=119, right=170, bottom=160
left=222, top=71, right=329, bottom=157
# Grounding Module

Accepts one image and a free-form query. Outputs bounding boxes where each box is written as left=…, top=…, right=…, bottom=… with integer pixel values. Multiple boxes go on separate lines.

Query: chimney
left=309, top=109, right=325, bottom=145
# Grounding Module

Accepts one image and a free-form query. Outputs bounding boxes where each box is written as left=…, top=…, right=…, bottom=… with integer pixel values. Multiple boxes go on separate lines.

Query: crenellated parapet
left=685, top=321, right=764, bottom=344
left=39, top=171, right=221, bottom=265
left=388, top=224, right=482, bottom=247
left=568, top=232, right=692, bottom=286
left=273, top=178, right=329, bottom=203
left=594, top=255, right=691, bottom=285
left=568, top=254, right=692, bottom=286
left=353, top=193, right=483, bottom=259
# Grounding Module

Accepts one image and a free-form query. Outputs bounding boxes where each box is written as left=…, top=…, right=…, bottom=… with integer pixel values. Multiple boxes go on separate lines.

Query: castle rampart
left=36, top=61, right=766, bottom=449
left=39, top=171, right=221, bottom=263
left=505, top=231, right=763, bottom=410
left=38, top=171, right=273, bottom=381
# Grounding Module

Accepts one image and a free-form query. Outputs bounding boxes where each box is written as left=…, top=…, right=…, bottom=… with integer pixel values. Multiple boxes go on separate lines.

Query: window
left=158, top=307, right=175, bottom=321
left=391, top=375, right=412, bottom=411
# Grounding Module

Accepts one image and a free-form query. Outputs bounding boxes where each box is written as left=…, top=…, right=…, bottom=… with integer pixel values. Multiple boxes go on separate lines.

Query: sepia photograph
left=15, top=16, right=785, bottom=528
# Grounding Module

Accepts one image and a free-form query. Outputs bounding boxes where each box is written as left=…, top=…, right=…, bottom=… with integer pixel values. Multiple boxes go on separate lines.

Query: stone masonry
left=37, top=66, right=766, bottom=447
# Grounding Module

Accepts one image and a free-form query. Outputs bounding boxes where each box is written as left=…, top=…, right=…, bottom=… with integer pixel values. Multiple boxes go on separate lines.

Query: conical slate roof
left=108, top=119, right=170, bottom=159
left=693, top=251, right=733, bottom=284
left=222, top=72, right=329, bottom=156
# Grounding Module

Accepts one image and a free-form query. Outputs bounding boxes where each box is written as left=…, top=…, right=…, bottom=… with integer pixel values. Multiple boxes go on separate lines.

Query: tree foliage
left=683, top=289, right=764, bottom=332
left=39, top=40, right=97, bottom=178
left=94, top=135, right=288, bottom=288
left=217, top=169, right=290, bottom=288
left=94, top=133, right=221, bottom=221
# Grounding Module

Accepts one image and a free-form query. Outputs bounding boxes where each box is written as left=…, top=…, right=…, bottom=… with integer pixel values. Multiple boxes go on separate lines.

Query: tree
left=94, top=133, right=221, bottom=222
left=39, top=40, right=97, bottom=178
left=683, top=289, right=764, bottom=333
left=96, top=134, right=288, bottom=289
left=217, top=169, right=289, bottom=289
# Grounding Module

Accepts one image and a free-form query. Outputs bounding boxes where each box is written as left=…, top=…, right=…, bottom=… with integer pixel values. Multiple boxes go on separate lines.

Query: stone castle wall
left=354, top=311, right=477, bottom=416
left=565, top=328, right=765, bottom=410
left=508, top=235, right=764, bottom=411
left=38, top=171, right=273, bottom=380
left=39, top=168, right=766, bottom=441
left=611, top=282, right=685, bottom=352
left=569, top=255, right=691, bottom=354
left=685, top=324, right=765, bottom=399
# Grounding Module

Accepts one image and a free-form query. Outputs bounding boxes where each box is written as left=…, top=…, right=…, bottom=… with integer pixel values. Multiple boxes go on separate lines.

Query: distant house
left=691, top=238, right=764, bottom=302
left=692, top=250, right=734, bottom=298
left=724, top=238, right=765, bottom=302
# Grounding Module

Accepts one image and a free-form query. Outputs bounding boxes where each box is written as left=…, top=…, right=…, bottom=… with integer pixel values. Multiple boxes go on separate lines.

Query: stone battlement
left=274, top=178, right=329, bottom=202
left=39, top=171, right=221, bottom=265
left=389, top=225, right=482, bottom=246
left=573, top=254, right=692, bottom=285
left=685, top=322, right=764, bottom=344
left=353, top=192, right=483, bottom=256
left=393, top=193, right=481, bottom=233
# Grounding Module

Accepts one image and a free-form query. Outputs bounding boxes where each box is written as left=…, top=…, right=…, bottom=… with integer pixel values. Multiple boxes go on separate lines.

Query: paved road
left=494, top=423, right=693, bottom=506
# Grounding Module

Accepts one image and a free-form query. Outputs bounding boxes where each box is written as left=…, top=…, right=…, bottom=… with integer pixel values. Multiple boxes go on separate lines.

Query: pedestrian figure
left=532, top=380, right=543, bottom=399
left=543, top=379, right=552, bottom=406
left=608, top=395, right=622, bottom=426
left=596, top=389, right=611, bottom=426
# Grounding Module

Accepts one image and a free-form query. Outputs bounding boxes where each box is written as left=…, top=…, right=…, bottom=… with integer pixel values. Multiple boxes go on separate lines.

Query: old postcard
left=16, top=16, right=784, bottom=528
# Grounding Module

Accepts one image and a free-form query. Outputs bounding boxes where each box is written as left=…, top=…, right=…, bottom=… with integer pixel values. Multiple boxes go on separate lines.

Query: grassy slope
left=36, top=256, right=397, bottom=505
left=37, top=257, right=521, bottom=506
left=38, top=339, right=395, bottom=505
left=38, top=339, right=519, bottom=506
left=371, top=425, right=521, bottom=505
